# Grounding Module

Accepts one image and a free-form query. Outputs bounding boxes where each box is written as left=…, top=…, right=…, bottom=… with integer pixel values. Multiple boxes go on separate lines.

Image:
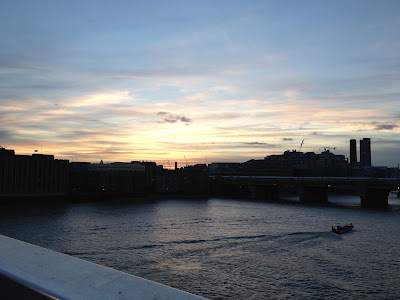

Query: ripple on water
left=0, top=198, right=399, bottom=299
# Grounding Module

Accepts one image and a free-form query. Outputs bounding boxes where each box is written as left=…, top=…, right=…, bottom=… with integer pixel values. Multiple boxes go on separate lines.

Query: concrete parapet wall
left=0, top=235, right=206, bottom=300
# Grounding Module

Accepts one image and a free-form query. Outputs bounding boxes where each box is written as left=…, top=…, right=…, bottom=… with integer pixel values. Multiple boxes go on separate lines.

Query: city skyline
left=1, top=1, right=400, bottom=167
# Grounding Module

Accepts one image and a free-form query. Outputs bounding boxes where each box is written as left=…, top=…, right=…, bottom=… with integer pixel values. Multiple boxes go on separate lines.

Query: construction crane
left=299, top=140, right=304, bottom=152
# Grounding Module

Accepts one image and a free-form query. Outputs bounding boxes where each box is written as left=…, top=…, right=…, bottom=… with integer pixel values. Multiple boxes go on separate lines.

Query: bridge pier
left=298, top=186, right=328, bottom=204
left=360, top=188, right=388, bottom=208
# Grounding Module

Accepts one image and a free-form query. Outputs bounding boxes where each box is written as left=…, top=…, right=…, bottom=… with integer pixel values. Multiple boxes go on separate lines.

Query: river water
left=0, top=194, right=399, bottom=299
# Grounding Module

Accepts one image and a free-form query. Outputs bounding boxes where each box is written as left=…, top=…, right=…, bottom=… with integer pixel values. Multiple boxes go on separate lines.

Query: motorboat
left=332, top=223, right=354, bottom=234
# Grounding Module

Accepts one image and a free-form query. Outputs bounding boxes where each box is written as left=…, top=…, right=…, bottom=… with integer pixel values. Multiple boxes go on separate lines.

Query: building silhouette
left=350, top=139, right=357, bottom=164
left=156, top=164, right=209, bottom=194
left=70, top=161, right=146, bottom=197
left=210, top=149, right=349, bottom=177
left=315, top=150, right=348, bottom=177
left=360, top=138, right=371, bottom=166
left=0, top=147, right=69, bottom=197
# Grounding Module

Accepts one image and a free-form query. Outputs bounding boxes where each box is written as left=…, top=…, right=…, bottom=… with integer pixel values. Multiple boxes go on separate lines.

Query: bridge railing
left=0, top=234, right=206, bottom=300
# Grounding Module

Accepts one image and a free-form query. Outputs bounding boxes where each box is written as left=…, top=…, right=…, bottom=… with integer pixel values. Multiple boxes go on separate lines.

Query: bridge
left=210, top=176, right=400, bottom=208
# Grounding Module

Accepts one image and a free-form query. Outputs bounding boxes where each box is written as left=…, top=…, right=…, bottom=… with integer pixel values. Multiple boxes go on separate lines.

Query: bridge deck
left=211, top=176, right=400, bottom=188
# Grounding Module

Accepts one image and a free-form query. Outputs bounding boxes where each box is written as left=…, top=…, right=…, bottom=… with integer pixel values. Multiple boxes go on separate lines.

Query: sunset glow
left=1, top=1, right=399, bottom=167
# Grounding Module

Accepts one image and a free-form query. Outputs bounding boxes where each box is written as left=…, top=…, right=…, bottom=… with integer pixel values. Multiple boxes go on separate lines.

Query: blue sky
left=1, top=0, right=399, bottom=167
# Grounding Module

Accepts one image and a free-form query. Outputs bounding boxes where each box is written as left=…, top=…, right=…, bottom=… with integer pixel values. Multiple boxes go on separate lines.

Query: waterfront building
left=208, top=163, right=243, bottom=176
left=257, top=150, right=312, bottom=176
left=281, top=150, right=317, bottom=176
left=361, top=166, right=388, bottom=178
left=0, top=147, right=69, bottom=197
left=315, top=150, right=348, bottom=177
left=156, top=164, right=209, bottom=194
left=70, top=161, right=146, bottom=196
left=137, top=161, right=157, bottom=192
left=211, top=149, right=349, bottom=178
left=242, top=158, right=293, bottom=176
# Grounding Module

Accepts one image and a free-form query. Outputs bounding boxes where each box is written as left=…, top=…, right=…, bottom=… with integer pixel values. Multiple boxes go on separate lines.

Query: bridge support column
left=360, top=188, right=388, bottom=208
left=299, top=186, right=328, bottom=204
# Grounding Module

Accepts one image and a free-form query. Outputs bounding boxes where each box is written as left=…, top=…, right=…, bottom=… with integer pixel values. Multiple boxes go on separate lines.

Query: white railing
left=0, top=235, right=206, bottom=300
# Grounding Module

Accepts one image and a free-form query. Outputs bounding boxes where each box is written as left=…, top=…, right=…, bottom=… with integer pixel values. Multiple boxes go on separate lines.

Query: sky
left=1, top=0, right=399, bottom=167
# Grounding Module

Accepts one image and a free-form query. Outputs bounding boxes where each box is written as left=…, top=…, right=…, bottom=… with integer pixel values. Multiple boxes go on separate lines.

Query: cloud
left=373, top=124, right=398, bottom=130
left=65, top=91, right=132, bottom=108
left=180, top=116, right=191, bottom=123
left=243, top=142, right=276, bottom=147
left=244, top=142, right=268, bottom=145
left=1, top=2, right=400, bottom=167
left=0, top=129, right=12, bottom=139
left=157, top=112, right=192, bottom=124
left=373, top=138, right=400, bottom=145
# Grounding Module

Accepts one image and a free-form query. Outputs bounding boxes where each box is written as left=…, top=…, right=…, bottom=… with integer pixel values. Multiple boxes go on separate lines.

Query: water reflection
left=0, top=197, right=399, bottom=299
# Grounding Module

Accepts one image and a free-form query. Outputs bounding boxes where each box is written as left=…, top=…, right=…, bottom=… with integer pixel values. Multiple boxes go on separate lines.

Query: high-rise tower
left=350, top=139, right=357, bottom=164
left=360, top=138, right=371, bottom=166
